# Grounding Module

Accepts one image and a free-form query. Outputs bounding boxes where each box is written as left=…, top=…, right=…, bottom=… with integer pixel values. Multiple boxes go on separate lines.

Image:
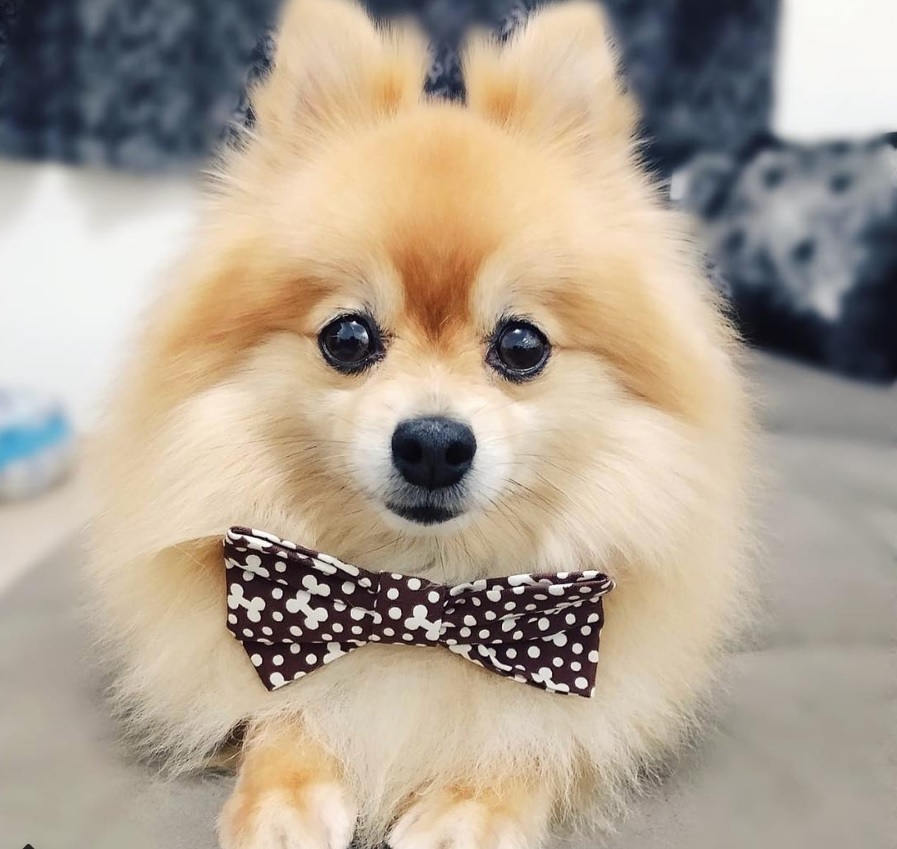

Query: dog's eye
left=488, top=320, right=550, bottom=381
left=319, top=315, right=382, bottom=373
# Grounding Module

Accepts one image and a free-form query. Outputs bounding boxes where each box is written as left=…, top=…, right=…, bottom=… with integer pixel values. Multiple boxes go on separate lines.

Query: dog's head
left=114, top=0, right=745, bottom=579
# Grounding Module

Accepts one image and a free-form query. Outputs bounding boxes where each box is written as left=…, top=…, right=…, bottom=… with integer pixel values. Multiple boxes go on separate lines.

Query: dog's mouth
left=381, top=476, right=475, bottom=528
left=385, top=501, right=463, bottom=526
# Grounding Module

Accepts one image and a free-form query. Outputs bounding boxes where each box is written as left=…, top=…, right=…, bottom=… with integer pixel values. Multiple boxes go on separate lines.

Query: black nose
left=391, top=417, right=477, bottom=490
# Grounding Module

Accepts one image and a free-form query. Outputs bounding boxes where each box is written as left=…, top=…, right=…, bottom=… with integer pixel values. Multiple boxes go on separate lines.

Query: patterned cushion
left=0, top=0, right=22, bottom=74
left=0, top=0, right=778, bottom=176
left=676, top=135, right=897, bottom=382
left=0, top=0, right=279, bottom=170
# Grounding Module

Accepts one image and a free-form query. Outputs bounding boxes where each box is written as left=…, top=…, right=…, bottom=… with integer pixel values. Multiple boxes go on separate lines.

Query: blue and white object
left=0, top=390, right=75, bottom=500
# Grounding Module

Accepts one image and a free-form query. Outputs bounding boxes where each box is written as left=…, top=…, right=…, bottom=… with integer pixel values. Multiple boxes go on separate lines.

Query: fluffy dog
left=87, top=1, right=753, bottom=847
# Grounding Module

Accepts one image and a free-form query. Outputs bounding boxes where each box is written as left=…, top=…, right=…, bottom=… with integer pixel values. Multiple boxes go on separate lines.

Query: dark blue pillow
left=677, top=134, right=897, bottom=383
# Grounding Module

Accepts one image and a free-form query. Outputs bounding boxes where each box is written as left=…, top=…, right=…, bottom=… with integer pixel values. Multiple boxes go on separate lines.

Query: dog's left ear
left=464, top=1, right=637, bottom=159
left=249, top=0, right=428, bottom=156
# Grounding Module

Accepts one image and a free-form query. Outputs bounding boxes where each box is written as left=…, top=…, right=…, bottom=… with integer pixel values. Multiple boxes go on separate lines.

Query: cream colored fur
left=86, top=1, right=754, bottom=846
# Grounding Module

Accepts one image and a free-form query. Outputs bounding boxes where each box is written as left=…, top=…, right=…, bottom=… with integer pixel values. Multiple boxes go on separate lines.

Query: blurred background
left=0, top=1, right=894, bottom=847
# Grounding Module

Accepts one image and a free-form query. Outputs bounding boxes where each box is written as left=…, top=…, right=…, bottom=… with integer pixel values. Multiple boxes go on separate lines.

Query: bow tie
left=224, top=527, right=614, bottom=698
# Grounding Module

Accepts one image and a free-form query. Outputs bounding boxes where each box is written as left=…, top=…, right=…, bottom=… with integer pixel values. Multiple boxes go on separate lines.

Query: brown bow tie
left=224, top=527, right=614, bottom=698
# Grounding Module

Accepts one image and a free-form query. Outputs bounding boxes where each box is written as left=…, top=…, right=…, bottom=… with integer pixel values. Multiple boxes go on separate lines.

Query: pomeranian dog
left=86, top=1, right=753, bottom=847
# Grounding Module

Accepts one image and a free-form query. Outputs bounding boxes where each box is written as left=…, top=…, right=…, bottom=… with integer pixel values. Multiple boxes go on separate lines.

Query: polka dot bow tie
left=224, top=527, right=615, bottom=698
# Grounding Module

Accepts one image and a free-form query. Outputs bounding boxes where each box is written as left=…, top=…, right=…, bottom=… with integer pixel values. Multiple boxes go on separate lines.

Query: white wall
left=0, top=161, right=197, bottom=427
left=775, top=0, right=897, bottom=139
left=1, top=0, right=895, bottom=428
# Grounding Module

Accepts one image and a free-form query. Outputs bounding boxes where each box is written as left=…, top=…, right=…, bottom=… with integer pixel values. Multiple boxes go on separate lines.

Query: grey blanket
left=1, top=352, right=894, bottom=849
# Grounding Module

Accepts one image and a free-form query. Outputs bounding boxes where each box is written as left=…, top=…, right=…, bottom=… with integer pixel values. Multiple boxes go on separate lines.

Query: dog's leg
left=388, top=780, right=553, bottom=849
left=218, top=721, right=357, bottom=849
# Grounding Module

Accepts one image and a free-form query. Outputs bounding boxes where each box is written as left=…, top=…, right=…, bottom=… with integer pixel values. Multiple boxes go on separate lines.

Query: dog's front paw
left=218, top=780, right=357, bottom=849
left=388, top=788, right=546, bottom=849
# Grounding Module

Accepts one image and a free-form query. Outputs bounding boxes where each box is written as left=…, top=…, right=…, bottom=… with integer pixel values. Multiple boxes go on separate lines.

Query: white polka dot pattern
left=224, top=527, right=614, bottom=698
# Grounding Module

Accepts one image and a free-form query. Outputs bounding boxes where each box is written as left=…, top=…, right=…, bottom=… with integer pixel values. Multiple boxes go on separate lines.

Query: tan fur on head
left=86, top=1, right=754, bottom=845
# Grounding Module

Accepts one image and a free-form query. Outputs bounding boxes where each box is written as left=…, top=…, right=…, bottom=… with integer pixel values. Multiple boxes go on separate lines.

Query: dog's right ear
left=464, top=1, right=637, bottom=162
left=249, top=0, right=428, bottom=156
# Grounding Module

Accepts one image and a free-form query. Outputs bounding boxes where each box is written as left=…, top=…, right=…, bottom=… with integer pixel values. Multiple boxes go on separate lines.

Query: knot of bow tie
left=224, top=527, right=614, bottom=698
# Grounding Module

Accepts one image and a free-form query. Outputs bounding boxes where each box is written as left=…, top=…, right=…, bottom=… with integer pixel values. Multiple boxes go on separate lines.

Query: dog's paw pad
left=219, top=781, right=357, bottom=849
left=389, top=793, right=535, bottom=849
